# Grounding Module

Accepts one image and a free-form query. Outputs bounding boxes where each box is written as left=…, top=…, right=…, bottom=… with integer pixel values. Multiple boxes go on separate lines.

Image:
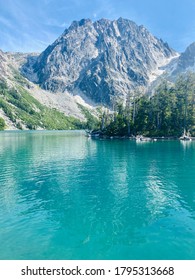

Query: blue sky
left=0, top=0, right=194, bottom=53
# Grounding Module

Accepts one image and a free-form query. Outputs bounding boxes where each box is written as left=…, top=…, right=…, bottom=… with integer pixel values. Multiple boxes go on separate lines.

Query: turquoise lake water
left=0, top=131, right=194, bottom=260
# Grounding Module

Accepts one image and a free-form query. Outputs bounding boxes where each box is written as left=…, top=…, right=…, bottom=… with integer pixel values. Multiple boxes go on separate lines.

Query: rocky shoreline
left=86, top=131, right=195, bottom=141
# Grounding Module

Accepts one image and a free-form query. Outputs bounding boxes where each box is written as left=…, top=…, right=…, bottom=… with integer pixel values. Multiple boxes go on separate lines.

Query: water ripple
left=0, top=132, right=195, bottom=259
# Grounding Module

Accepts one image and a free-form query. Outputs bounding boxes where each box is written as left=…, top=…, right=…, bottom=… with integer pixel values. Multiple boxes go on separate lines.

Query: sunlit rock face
left=172, top=42, right=195, bottom=76
left=25, top=18, right=177, bottom=105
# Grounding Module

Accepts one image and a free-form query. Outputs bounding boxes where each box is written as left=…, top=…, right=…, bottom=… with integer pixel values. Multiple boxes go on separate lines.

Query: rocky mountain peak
left=178, top=42, right=195, bottom=69
left=167, top=42, right=195, bottom=78
left=68, top=18, right=92, bottom=30
left=22, top=17, right=178, bottom=106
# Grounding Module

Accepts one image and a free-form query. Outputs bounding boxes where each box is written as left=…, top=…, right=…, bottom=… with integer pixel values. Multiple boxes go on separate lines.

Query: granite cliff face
left=24, top=18, right=177, bottom=105
left=0, top=50, right=14, bottom=82
left=169, top=42, right=195, bottom=77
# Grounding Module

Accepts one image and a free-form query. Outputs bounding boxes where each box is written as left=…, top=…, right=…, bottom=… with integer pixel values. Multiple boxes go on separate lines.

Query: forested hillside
left=97, top=73, right=195, bottom=137
left=0, top=80, right=83, bottom=130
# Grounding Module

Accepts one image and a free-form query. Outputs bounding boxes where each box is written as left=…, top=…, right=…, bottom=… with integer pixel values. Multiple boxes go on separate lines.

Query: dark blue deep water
left=0, top=131, right=194, bottom=259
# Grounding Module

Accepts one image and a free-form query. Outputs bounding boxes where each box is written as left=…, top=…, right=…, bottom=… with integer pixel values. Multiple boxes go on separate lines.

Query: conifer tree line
left=98, top=73, right=195, bottom=137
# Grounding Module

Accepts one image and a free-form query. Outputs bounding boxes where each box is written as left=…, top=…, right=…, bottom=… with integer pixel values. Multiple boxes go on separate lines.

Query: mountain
left=1, top=18, right=195, bottom=130
left=23, top=18, right=178, bottom=106
left=0, top=50, right=89, bottom=130
left=0, top=50, right=15, bottom=83
left=167, top=42, right=195, bottom=78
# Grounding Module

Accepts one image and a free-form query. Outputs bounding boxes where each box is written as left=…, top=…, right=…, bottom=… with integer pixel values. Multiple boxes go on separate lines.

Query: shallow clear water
left=0, top=131, right=194, bottom=260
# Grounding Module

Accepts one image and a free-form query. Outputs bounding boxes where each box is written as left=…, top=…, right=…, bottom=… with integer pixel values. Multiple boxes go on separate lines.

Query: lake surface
left=0, top=131, right=194, bottom=260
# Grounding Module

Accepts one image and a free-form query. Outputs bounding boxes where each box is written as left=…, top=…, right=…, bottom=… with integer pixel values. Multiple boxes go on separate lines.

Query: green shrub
left=0, top=117, right=5, bottom=130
